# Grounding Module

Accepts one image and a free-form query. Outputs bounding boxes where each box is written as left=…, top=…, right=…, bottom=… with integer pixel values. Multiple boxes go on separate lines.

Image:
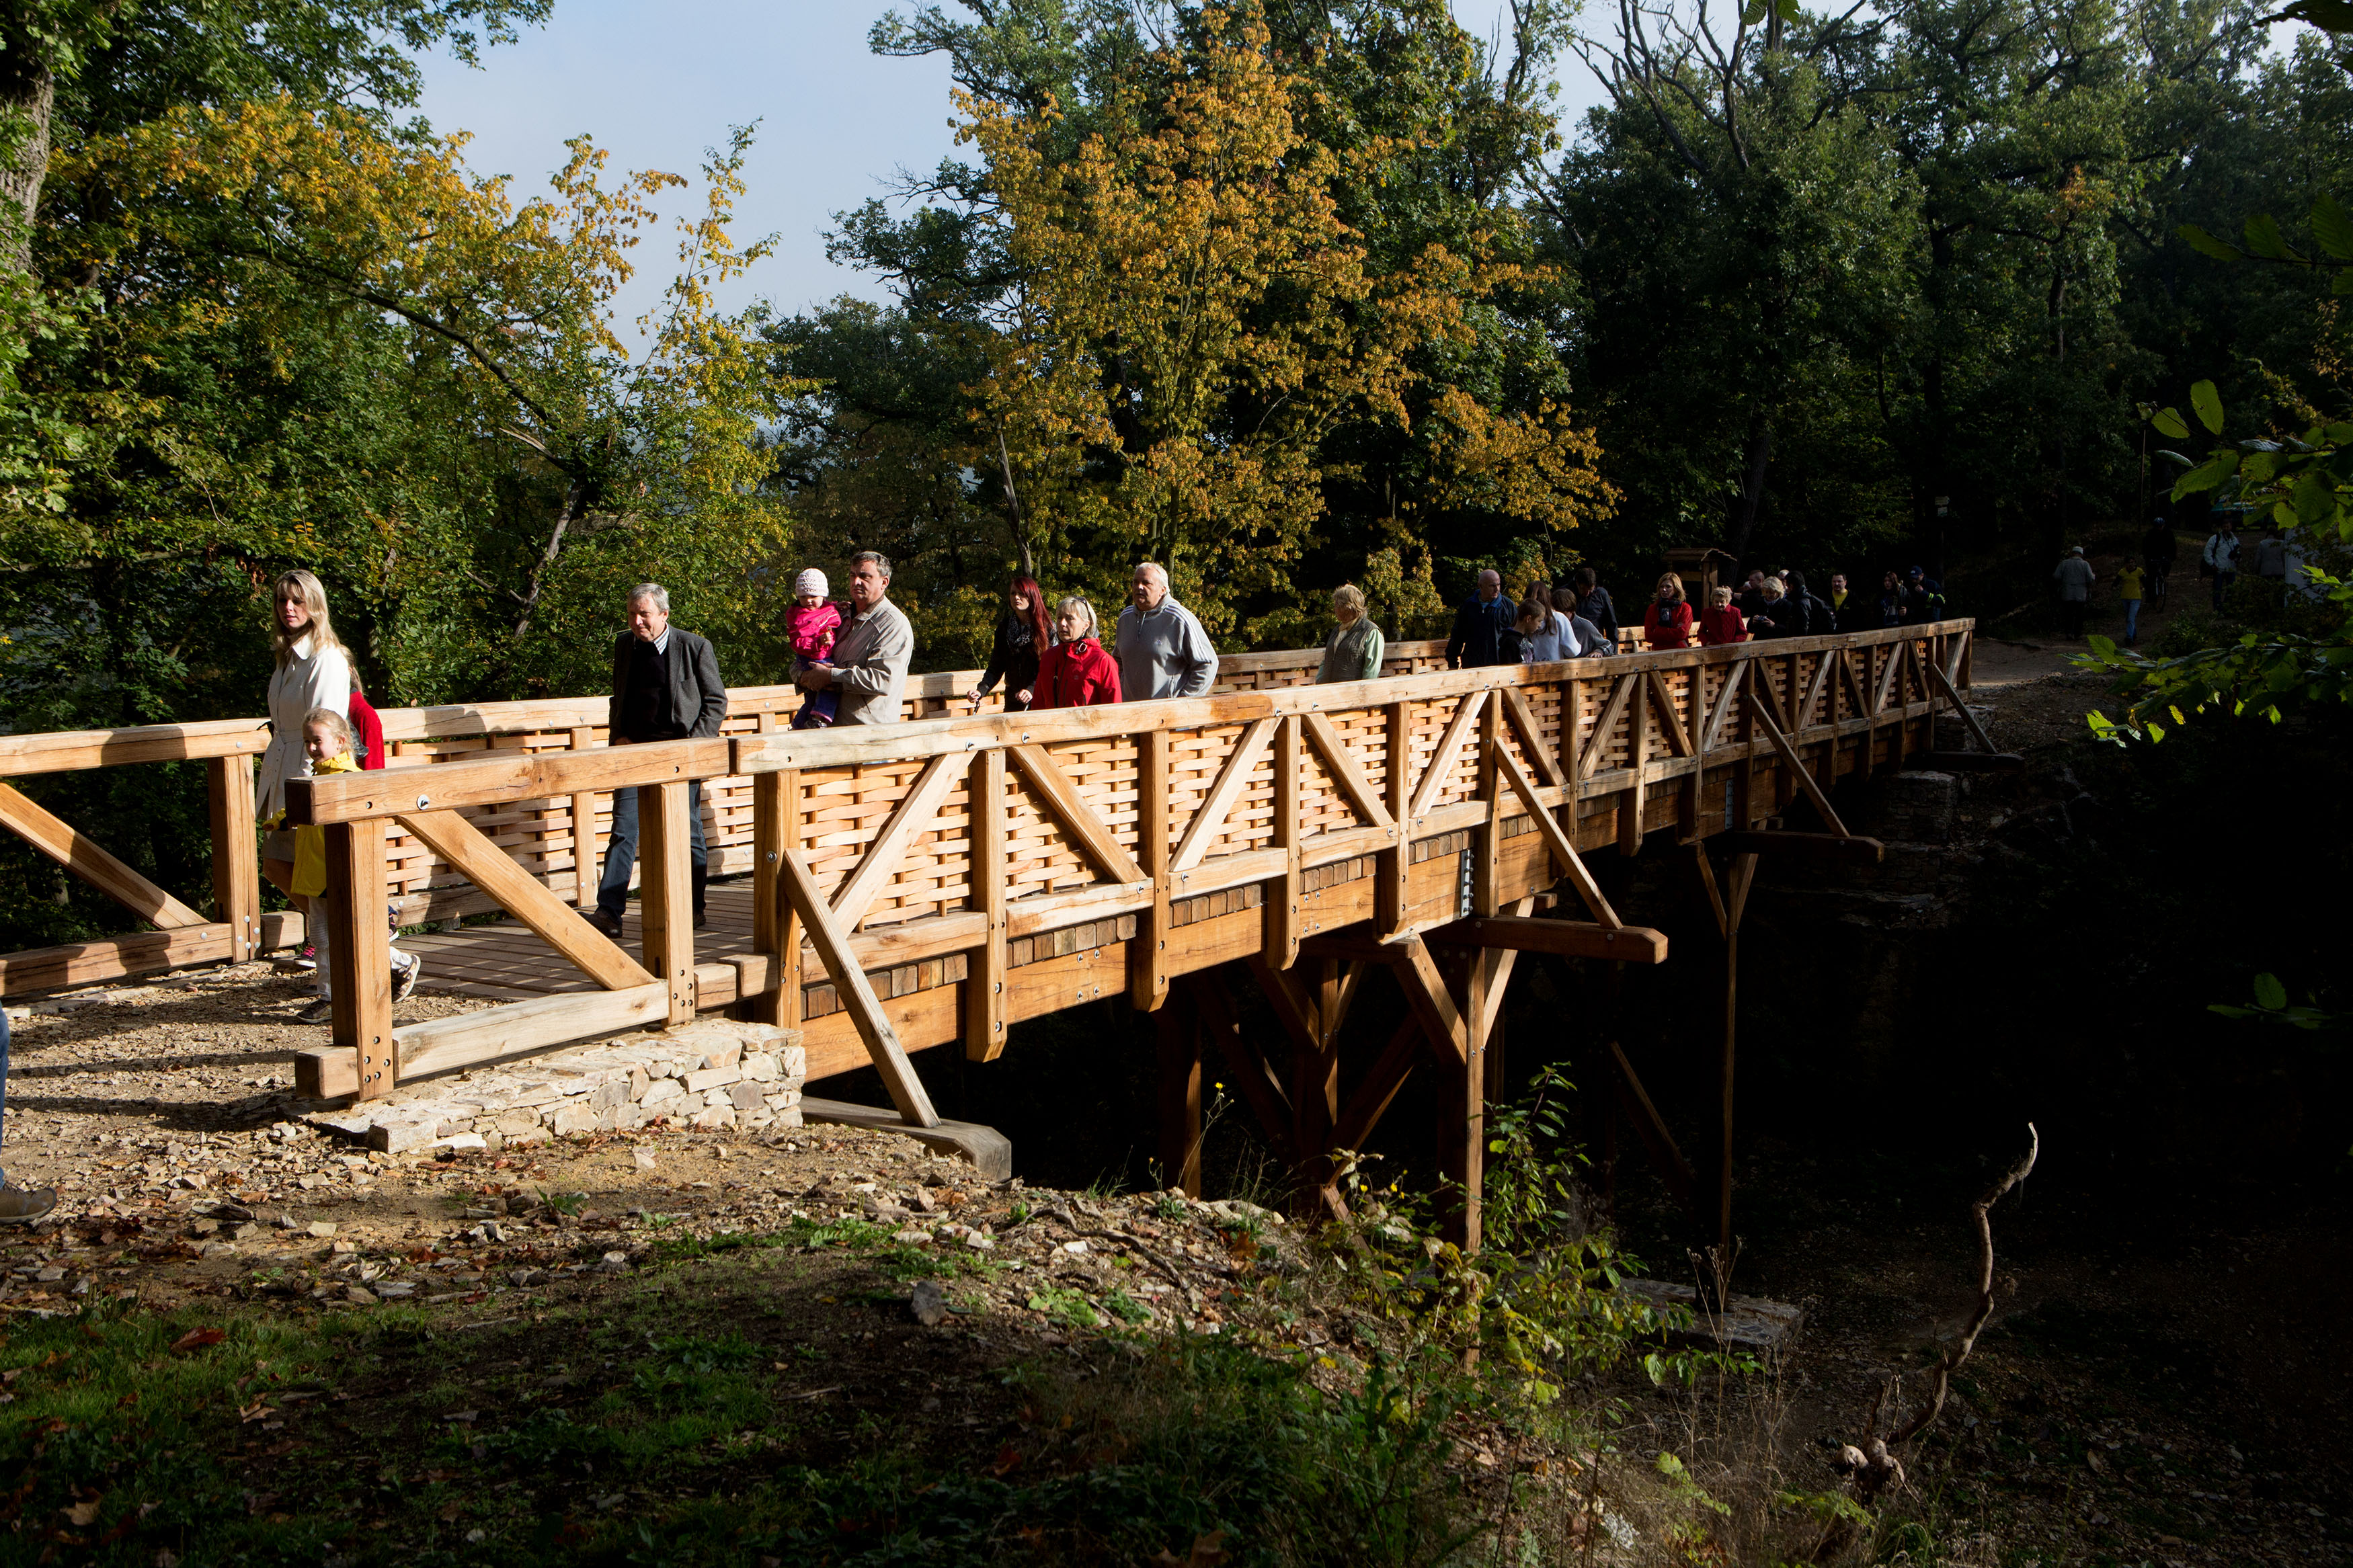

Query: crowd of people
left=2048, top=514, right=2320, bottom=646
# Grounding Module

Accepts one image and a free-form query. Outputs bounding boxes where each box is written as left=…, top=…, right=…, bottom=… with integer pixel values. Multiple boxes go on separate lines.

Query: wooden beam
left=1726, top=851, right=1759, bottom=934
left=1130, top=729, right=1174, bottom=1009
left=829, top=751, right=969, bottom=933
left=288, top=735, right=729, bottom=825
left=1645, top=671, right=1695, bottom=758
left=1332, top=1014, right=1423, bottom=1154
left=1921, top=651, right=2001, bottom=753
left=298, top=982, right=670, bottom=1099
left=1474, top=694, right=1503, bottom=917
left=207, top=755, right=259, bottom=961
left=1269, top=715, right=1304, bottom=967
left=0, top=780, right=210, bottom=930
left=1577, top=675, right=1638, bottom=782
left=567, top=725, right=598, bottom=909
left=1187, top=971, right=1296, bottom=1162
left=325, top=819, right=394, bottom=1100
left=1408, top=690, right=1487, bottom=820
left=1377, top=701, right=1410, bottom=938
left=1302, top=710, right=1395, bottom=829
left=1607, top=1040, right=1696, bottom=1213
left=1699, top=659, right=1750, bottom=753
left=1743, top=692, right=1853, bottom=839
left=0, top=923, right=233, bottom=998
left=1425, top=914, right=1667, bottom=964
left=1691, top=842, right=1728, bottom=941
left=1718, top=829, right=1884, bottom=865
left=1837, top=648, right=1871, bottom=727
left=1245, top=951, right=1322, bottom=1061
left=396, top=809, right=656, bottom=990
left=1491, top=738, right=1623, bottom=928
left=750, top=769, right=800, bottom=1027
left=1500, top=684, right=1566, bottom=788
left=1168, top=717, right=1278, bottom=874
left=778, top=847, right=941, bottom=1128
left=1155, top=980, right=1203, bottom=1196
left=965, top=747, right=1009, bottom=1061
left=640, top=782, right=696, bottom=1030
left=1391, top=935, right=1467, bottom=1064
left=1619, top=668, right=1647, bottom=856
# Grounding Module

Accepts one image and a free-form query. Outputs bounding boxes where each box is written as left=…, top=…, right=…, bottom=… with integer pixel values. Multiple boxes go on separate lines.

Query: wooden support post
left=325, top=819, right=393, bottom=1100
left=1620, top=668, right=1646, bottom=856
left=1679, top=663, right=1704, bottom=841
left=207, top=755, right=258, bottom=961
left=1285, top=957, right=1339, bottom=1218
left=1269, top=714, right=1303, bottom=968
left=1559, top=676, right=1583, bottom=784
left=641, top=781, right=695, bottom=1028
left=1131, top=729, right=1173, bottom=1009
left=1155, top=978, right=1203, bottom=1196
left=779, top=847, right=941, bottom=1128
left=965, top=747, right=1009, bottom=1061
left=1434, top=946, right=1485, bottom=1249
left=1474, top=695, right=1502, bottom=916
left=1714, top=850, right=1757, bottom=1258
left=1189, top=971, right=1296, bottom=1162
left=1378, top=701, right=1410, bottom=938
left=568, top=725, right=598, bottom=908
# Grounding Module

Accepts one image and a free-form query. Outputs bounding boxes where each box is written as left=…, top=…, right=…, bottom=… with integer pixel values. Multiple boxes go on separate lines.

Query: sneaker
left=391, top=954, right=422, bottom=1003
left=584, top=909, right=625, bottom=938
left=694, top=909, right=708, bottom=931
left=0, top=1186, right=57, bottom=1225
left=294, top=943, right=317, bottom=971
left=297, top=997, right=334, bottom=1024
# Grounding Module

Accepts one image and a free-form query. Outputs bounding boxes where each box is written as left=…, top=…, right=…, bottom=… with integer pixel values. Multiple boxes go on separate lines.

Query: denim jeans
left=2211, top=569, right=2236, bottom=612
left=596, top=780, right=707, bottom=920
left=2124, top=598, right=2141, bottom=641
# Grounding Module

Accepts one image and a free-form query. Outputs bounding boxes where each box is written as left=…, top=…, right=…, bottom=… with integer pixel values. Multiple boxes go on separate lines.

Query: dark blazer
left=1445, top=593, right=1513, bottom=669
left=609, top=630, right=728, bottom=741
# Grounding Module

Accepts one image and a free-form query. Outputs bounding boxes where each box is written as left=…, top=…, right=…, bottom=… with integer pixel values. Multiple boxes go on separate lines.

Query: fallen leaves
left=1148, top=1530, right=1230, bottom=1567
left=168, top=1327, right=225, bottom=1354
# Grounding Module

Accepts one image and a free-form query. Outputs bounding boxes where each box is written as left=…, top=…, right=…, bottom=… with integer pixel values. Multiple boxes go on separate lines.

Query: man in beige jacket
left=797, top=551, right=912, bottom=725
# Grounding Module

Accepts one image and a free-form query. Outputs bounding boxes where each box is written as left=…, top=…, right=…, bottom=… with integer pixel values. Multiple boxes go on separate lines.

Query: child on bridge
left=787, top=569, right=845, bottom=729
left=288, top=708, right=422, bottom=1023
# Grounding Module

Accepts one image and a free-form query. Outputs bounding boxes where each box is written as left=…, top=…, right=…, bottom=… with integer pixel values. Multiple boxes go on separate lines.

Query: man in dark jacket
left=1785, top=570, right=1831, bottom=636
left=589, top=582, right=729, bottom=936
left=1445, top=570, right=1513, bottom=668
left=1571, top=567, right=1618, bottom=641
left=2139, top=516, right=2177, bottom=606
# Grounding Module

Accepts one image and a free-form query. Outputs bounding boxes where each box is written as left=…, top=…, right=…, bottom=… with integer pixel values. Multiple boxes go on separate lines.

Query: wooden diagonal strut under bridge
left=1, top=620, right=1998, bottom=1253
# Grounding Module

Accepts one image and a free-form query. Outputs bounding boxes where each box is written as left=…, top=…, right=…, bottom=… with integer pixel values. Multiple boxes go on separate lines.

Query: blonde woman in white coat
left=256, top=570, right=351, bottom=904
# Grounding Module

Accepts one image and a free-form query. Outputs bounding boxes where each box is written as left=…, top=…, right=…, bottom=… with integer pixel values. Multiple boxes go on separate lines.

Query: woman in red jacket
left=1033, top=595, right=1122, bottom=708
left=1642, top=572, right=1694, bottom=649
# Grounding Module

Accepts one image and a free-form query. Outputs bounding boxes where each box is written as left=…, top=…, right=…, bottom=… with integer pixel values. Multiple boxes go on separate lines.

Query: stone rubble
left=303, top=1019, right=809, bottom=1154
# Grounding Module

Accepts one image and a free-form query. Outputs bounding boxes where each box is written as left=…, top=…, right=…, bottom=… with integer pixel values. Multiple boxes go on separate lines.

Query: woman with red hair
left=967, top=575, right=1051, bottom=712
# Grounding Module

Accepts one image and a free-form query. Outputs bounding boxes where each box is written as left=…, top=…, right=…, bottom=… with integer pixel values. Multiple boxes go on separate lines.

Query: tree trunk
left=0, top=49, right=54, bottom=273
left=1728, top=407, right=1772, bottom=554
left=512, top=479, right=591, bottom=644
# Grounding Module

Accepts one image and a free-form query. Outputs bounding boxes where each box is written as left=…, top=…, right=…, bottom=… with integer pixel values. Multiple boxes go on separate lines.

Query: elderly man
left=1444, top=569, right=1511, bottom=669
left=590, top=583, right=727, bottom=937
left=799, top=550, right=912, bottom=725
left=1113, top=562, right=1218, bottom=700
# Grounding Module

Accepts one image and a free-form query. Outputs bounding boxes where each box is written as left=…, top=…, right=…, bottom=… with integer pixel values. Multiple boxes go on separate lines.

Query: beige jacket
left=822, top=597, right=914, bottom=725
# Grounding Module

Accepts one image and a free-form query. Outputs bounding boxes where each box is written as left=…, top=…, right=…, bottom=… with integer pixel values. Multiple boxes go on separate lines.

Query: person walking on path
left=0, top=1012, right=56, bottom=1222
left=2114, top=557, right=2147, bottom=646
left=1113, top=563, right=1219, bottom=699
left=590, top=583, right=728, bottom=938
left=1315, top=583, right=1385, bottom=683
left=801, top=551, right=914, bottom=726
left=1444, top=569, right=1513, bottom=668
left=1642, top=572, right=1694, bottom=649
left=1032, top=597, right=1122, bottom=708
left=1571, top=568, right=1618, bottom=643
left=2052, top=547, right=2097, bottom=638
left=2202, top=520, right=2241, bottom=613
left=2140, top=516, right=2177, bottom=606
left=966, top=574, right=1051, bottom=713
left=257, top=569, right=353, bottom=915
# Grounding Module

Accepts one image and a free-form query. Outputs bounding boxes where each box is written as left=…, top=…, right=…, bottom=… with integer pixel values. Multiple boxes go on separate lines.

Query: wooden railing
left=270, top=620, right=1988, bottom=1105
left=0, top=638, right=1454, bottom=999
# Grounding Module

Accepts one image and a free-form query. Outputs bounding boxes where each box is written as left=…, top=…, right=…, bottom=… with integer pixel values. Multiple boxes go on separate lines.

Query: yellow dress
left=290, top=752, right=360, bottom=899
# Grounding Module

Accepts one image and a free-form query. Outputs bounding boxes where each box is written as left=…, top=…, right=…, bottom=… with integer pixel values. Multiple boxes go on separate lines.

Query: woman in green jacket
left=1315, top=583, right=1386, bottom=684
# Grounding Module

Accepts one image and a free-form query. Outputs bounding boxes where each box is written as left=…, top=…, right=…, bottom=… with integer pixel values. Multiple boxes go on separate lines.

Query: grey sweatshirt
left=824, top=597, right=914, bottom=724
left=1113, top=597, right=1219, bottom=700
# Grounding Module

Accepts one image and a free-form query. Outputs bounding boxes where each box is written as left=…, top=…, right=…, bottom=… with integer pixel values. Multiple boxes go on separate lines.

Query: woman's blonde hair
left=1055, top=595, right=1098, bottom=639
left=1330, top=583, right=1366, bottom=620
left=1654, top=572, right=1685, bottom=604
left=300, top=706, right=354, bottom=755
left=271, top=569, right=345, bottom=668
left=1762, top=576, right=1786, bottom=596
left=1710, top=585, right=1733, bottom=608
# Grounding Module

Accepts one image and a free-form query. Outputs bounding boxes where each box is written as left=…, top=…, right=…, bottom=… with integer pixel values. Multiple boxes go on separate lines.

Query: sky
left=411, top=2, right=1611, bottom=346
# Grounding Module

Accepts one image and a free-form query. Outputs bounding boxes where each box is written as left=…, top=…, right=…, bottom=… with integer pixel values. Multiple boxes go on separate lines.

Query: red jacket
left=1698, top=606, right=1748, bottom=647
left=348, top=687, right=387, bottom=770
left=1034, top=638, right=1121, bottom=708
left=1643, top=601, right=1693, bottom=650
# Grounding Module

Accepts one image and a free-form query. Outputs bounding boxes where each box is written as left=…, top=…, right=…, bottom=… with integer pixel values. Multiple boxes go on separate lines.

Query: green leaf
left=2314, top=194, right=2353, bottom=262
left=2190, top=380, right=2225, bottom=435
left=2150, top=407, right=2190, bottom=439
left=2178, top=224, right=2241, bottom=261
left=2295, top=472, right=2336, bottom=524
left=2155, top=448, right=2194, bottom=468
left=2254, top=973, right=2288, bottom=1010
left=2280, top=0, right=2353, bottom=34
left=1776, top=0, right=1803, bottom=18
left=2244, top=213, right=2303, bottom=262
left=1740, top=0, right=1767, bottom=22
left=2335, top=270, right=2353, bottom=297
left=2172, top=450, right=2238, bottom=495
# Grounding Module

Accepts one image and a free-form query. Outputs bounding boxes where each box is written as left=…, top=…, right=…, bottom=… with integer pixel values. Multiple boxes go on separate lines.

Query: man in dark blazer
left=587, top=583, right=728, bottom=936
left=1444, top=569, right=1513, bottom=668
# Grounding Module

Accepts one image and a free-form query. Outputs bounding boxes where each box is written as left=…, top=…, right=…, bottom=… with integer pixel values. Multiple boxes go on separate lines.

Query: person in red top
left=1698, top=584, right=1749, bottom=646
left=1033, top=595, right=1122, bottom=708
left=1642, top=571, right=1694, bottom=649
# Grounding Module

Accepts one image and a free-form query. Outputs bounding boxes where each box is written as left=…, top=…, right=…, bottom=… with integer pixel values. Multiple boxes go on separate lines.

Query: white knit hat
left=795, top=569, right=828, bottom=597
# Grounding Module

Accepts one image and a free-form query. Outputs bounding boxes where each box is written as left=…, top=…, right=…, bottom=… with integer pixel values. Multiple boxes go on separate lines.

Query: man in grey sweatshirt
left=1113, top=563, right=1219, bottom=700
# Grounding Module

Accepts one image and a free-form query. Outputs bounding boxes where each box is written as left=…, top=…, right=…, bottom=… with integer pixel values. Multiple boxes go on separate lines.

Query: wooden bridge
left=0, top=621, right=2001, bottom=1245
